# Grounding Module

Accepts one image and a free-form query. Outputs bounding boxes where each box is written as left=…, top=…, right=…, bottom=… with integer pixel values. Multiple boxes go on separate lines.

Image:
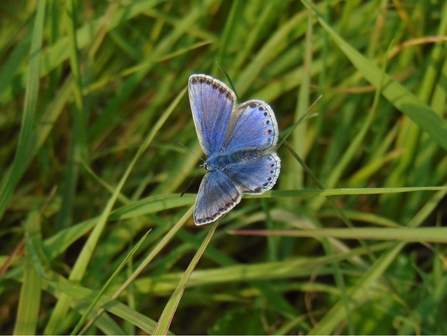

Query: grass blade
left=0, top=0, right=46, bottom=219
left=153, top=221, right=219, bottom=335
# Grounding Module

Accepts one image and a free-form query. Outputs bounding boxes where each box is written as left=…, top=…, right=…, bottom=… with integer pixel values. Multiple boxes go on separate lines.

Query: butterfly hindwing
left=194, top=170, right=241, bottom=225
left=224, top=153, right=281, bottom=194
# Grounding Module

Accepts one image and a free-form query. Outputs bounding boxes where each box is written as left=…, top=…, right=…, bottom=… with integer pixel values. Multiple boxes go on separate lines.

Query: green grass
left=1, top=0, right=447, bottom=334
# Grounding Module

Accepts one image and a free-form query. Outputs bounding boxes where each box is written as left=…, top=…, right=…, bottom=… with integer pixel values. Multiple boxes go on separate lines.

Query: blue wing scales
left=188, top=75, right=236, bottom=156
left=194, top=170, right=241, bottom=225
left=223, top=100, right=279, bottom=152
left=225, top=153, right=281, bottom=194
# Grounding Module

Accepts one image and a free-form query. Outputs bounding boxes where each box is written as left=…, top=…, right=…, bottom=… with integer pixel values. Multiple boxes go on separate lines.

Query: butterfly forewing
left=188, top=75, right=236, bottom=156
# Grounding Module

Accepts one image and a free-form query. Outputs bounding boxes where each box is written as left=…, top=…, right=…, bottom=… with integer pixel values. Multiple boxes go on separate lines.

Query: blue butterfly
left=188, top=74, right=281, bottom=225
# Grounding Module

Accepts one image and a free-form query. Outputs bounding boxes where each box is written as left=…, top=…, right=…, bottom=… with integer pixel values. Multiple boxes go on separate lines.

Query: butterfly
left=188, top=74, right=281, bottom=225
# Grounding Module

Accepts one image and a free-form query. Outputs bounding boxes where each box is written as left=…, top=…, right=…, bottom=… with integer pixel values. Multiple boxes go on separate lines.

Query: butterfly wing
left=225, top=153, right=281, bottom=194
left=188, top=75, right=281, bottom=225
left=188, top=74, right=236, bottom=156
left=194, top=170, right=242, bottom=225
left=223, top=100, right=279, bottom=152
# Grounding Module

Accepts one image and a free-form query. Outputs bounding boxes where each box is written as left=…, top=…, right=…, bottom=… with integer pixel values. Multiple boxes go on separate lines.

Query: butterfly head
left=199, top=162, right=210, bottom=170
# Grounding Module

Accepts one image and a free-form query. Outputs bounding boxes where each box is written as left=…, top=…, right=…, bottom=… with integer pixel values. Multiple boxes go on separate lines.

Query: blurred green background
left=1, top=0, right=447, bottom=334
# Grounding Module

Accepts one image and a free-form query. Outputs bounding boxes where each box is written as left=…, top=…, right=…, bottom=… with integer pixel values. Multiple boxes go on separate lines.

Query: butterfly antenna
left=180, top=166, right=205, bottom=197
left=277, top=95, right=322, bottom=149
left=175, top=139, right=205, bottom=163
left=175, top=139, right=206, bottom=197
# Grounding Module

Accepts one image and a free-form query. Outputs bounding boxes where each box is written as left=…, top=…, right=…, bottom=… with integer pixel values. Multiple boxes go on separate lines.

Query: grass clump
left=1, top=1, right=446, bottom=334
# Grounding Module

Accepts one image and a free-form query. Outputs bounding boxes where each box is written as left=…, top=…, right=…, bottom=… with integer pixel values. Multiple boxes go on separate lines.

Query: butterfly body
left=205, top=148, right=264, bottom=169
left=188, top=74, right=280, bottom=225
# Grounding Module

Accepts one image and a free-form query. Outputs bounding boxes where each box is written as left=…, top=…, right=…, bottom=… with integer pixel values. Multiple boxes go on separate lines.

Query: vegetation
left=1, top=0, right=446, bottom=334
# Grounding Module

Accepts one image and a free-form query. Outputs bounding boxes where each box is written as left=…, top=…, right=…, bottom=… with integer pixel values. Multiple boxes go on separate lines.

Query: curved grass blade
left=79, top=206, right=194, bottom=334
left=153, top=221, right=219, bottom=335
left=44, top=87, right=185, bottom=334
left=301, top=0, right=447, bottom=151
left=0, top=0, right=46, bottom=220
left=71, top=230, right=150, bottom=335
